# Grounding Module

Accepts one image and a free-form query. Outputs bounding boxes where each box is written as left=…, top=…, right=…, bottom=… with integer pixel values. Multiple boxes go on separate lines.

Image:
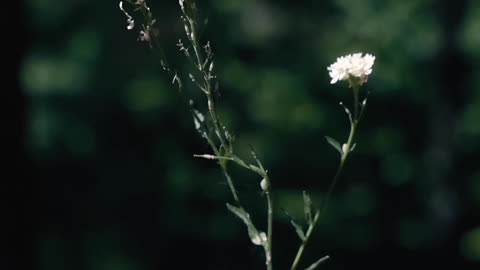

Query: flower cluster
left=327, top=53, right=375, bottom=85
left=119, top=1, right=157, bottom=47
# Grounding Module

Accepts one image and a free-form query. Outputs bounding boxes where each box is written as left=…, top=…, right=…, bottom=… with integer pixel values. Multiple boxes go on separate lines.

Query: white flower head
left=327, top=53, right=375, bottom=85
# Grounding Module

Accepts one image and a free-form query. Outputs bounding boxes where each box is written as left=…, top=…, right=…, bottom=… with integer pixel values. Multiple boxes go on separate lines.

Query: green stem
left=219, top=162, right=241, bottom=206
left=189, top=19, right=236, bottom=204
left=353, top=83, right=359, bottom=121
left=266, top=190, right=273, bottom=270
left=290, top=157, right=345, bottom=270
left=204, top=135, right=240, bottom=206
left=290, top=209, right=320, bottom=270
left=188, top=17, right=203, bottom=72
left=207, top=94, right=229, bottom=153
left=290, top=84, right=361, bottom=270
left=189, top=19, right=230, bottom=153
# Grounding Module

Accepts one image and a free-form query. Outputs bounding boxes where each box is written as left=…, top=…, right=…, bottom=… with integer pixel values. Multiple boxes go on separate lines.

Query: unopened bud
left=342, top=143, right=349, bottom=154
left=260, top=178, right=269, bottom=191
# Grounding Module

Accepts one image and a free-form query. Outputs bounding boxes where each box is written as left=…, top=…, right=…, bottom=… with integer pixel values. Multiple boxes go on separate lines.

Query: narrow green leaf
left=350, top=143, right=357, bottom=151
left=290, top=220, right=306, bottom=241
left=226, top=203, right=265, bottom=246
left=232, top=155, right=248, bottom=168
left=304, top=255, right=330, bottom=270
left=231, top=155, right=264, bottom=176
left=248, top=164, right=265, bottom=176
left=303, top=191, right=313, bottom=225
left=325, top=136, right=342, bottom=155
left=226, top=203, right=249, bottom=224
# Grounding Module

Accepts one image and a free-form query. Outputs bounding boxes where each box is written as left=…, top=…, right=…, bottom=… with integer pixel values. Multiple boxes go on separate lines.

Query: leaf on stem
left=350, top=143, right=356, bottom=152
left=231, top=155, right=248, bottom=168
left=304, top=255, right=330, bottom=270
left=226, top=203, right=266, bottom=246
left=325, top=136, right=343, bottom=155
left=248, top=164, right=265, bottom=176
left=290, top=220, right=306, bottom=241
left=339, top=102, right=353, bottom=125
left=231, top=155, right=264, bottom=176
left=303, top=191, right=313, bottom=225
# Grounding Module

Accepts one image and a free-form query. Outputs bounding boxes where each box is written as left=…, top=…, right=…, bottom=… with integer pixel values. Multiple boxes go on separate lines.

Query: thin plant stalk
left=265, top=190, right=273, bottom=270
left=179, top=1, right=275, bottom=268
left=290, top=82, right=362, bottom=270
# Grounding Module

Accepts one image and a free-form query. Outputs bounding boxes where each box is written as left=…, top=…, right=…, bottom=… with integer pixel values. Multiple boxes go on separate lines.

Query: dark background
left=8, top=0, right=480, bottom=269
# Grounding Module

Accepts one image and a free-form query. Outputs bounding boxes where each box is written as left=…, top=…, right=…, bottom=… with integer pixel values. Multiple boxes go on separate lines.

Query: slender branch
left=124, top=2, right=274, bottom=268
left=188, top=16, right=230, bottom=154
left=219, top=162, right=241, bottom=205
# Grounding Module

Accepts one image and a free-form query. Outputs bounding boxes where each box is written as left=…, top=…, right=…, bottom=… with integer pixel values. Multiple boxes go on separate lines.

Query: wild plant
left=119, top=1, right=375, bottom=269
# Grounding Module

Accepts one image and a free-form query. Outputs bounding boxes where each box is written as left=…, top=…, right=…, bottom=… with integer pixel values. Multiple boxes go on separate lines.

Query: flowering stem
left=290, top=84, right=361, bottom=270
left=188, top=17, right=230, bottom=154
left=182, top=7, right=275, bottom=270
left=190, top=31, right=237, bottom=205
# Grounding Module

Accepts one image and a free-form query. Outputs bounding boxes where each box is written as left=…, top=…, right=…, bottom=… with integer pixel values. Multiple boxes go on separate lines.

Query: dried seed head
left=119, top=1, right=135, bottom=30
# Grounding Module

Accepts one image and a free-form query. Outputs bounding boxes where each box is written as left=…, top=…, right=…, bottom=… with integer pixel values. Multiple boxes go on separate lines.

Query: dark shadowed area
left=10, top=0, right=480, bottom=269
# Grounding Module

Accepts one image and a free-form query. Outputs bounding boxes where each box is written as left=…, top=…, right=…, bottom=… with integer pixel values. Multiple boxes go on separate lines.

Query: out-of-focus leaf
left=303, top=191, right=313, bottom=225
left=304, top=255, right=330, bottom=270
left=290, top=220, right=306, bottom=241
left=325, top=136, right=342, bottom=155
left=226, top=203, right=266, bottom=246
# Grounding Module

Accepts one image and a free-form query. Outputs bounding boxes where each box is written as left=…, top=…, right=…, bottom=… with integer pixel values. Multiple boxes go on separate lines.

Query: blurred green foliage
left=22, top=0, right=480, bottom=269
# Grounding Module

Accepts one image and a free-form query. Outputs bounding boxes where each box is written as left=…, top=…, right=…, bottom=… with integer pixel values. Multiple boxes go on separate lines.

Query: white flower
left=327, top=53, right=375, bottom=85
